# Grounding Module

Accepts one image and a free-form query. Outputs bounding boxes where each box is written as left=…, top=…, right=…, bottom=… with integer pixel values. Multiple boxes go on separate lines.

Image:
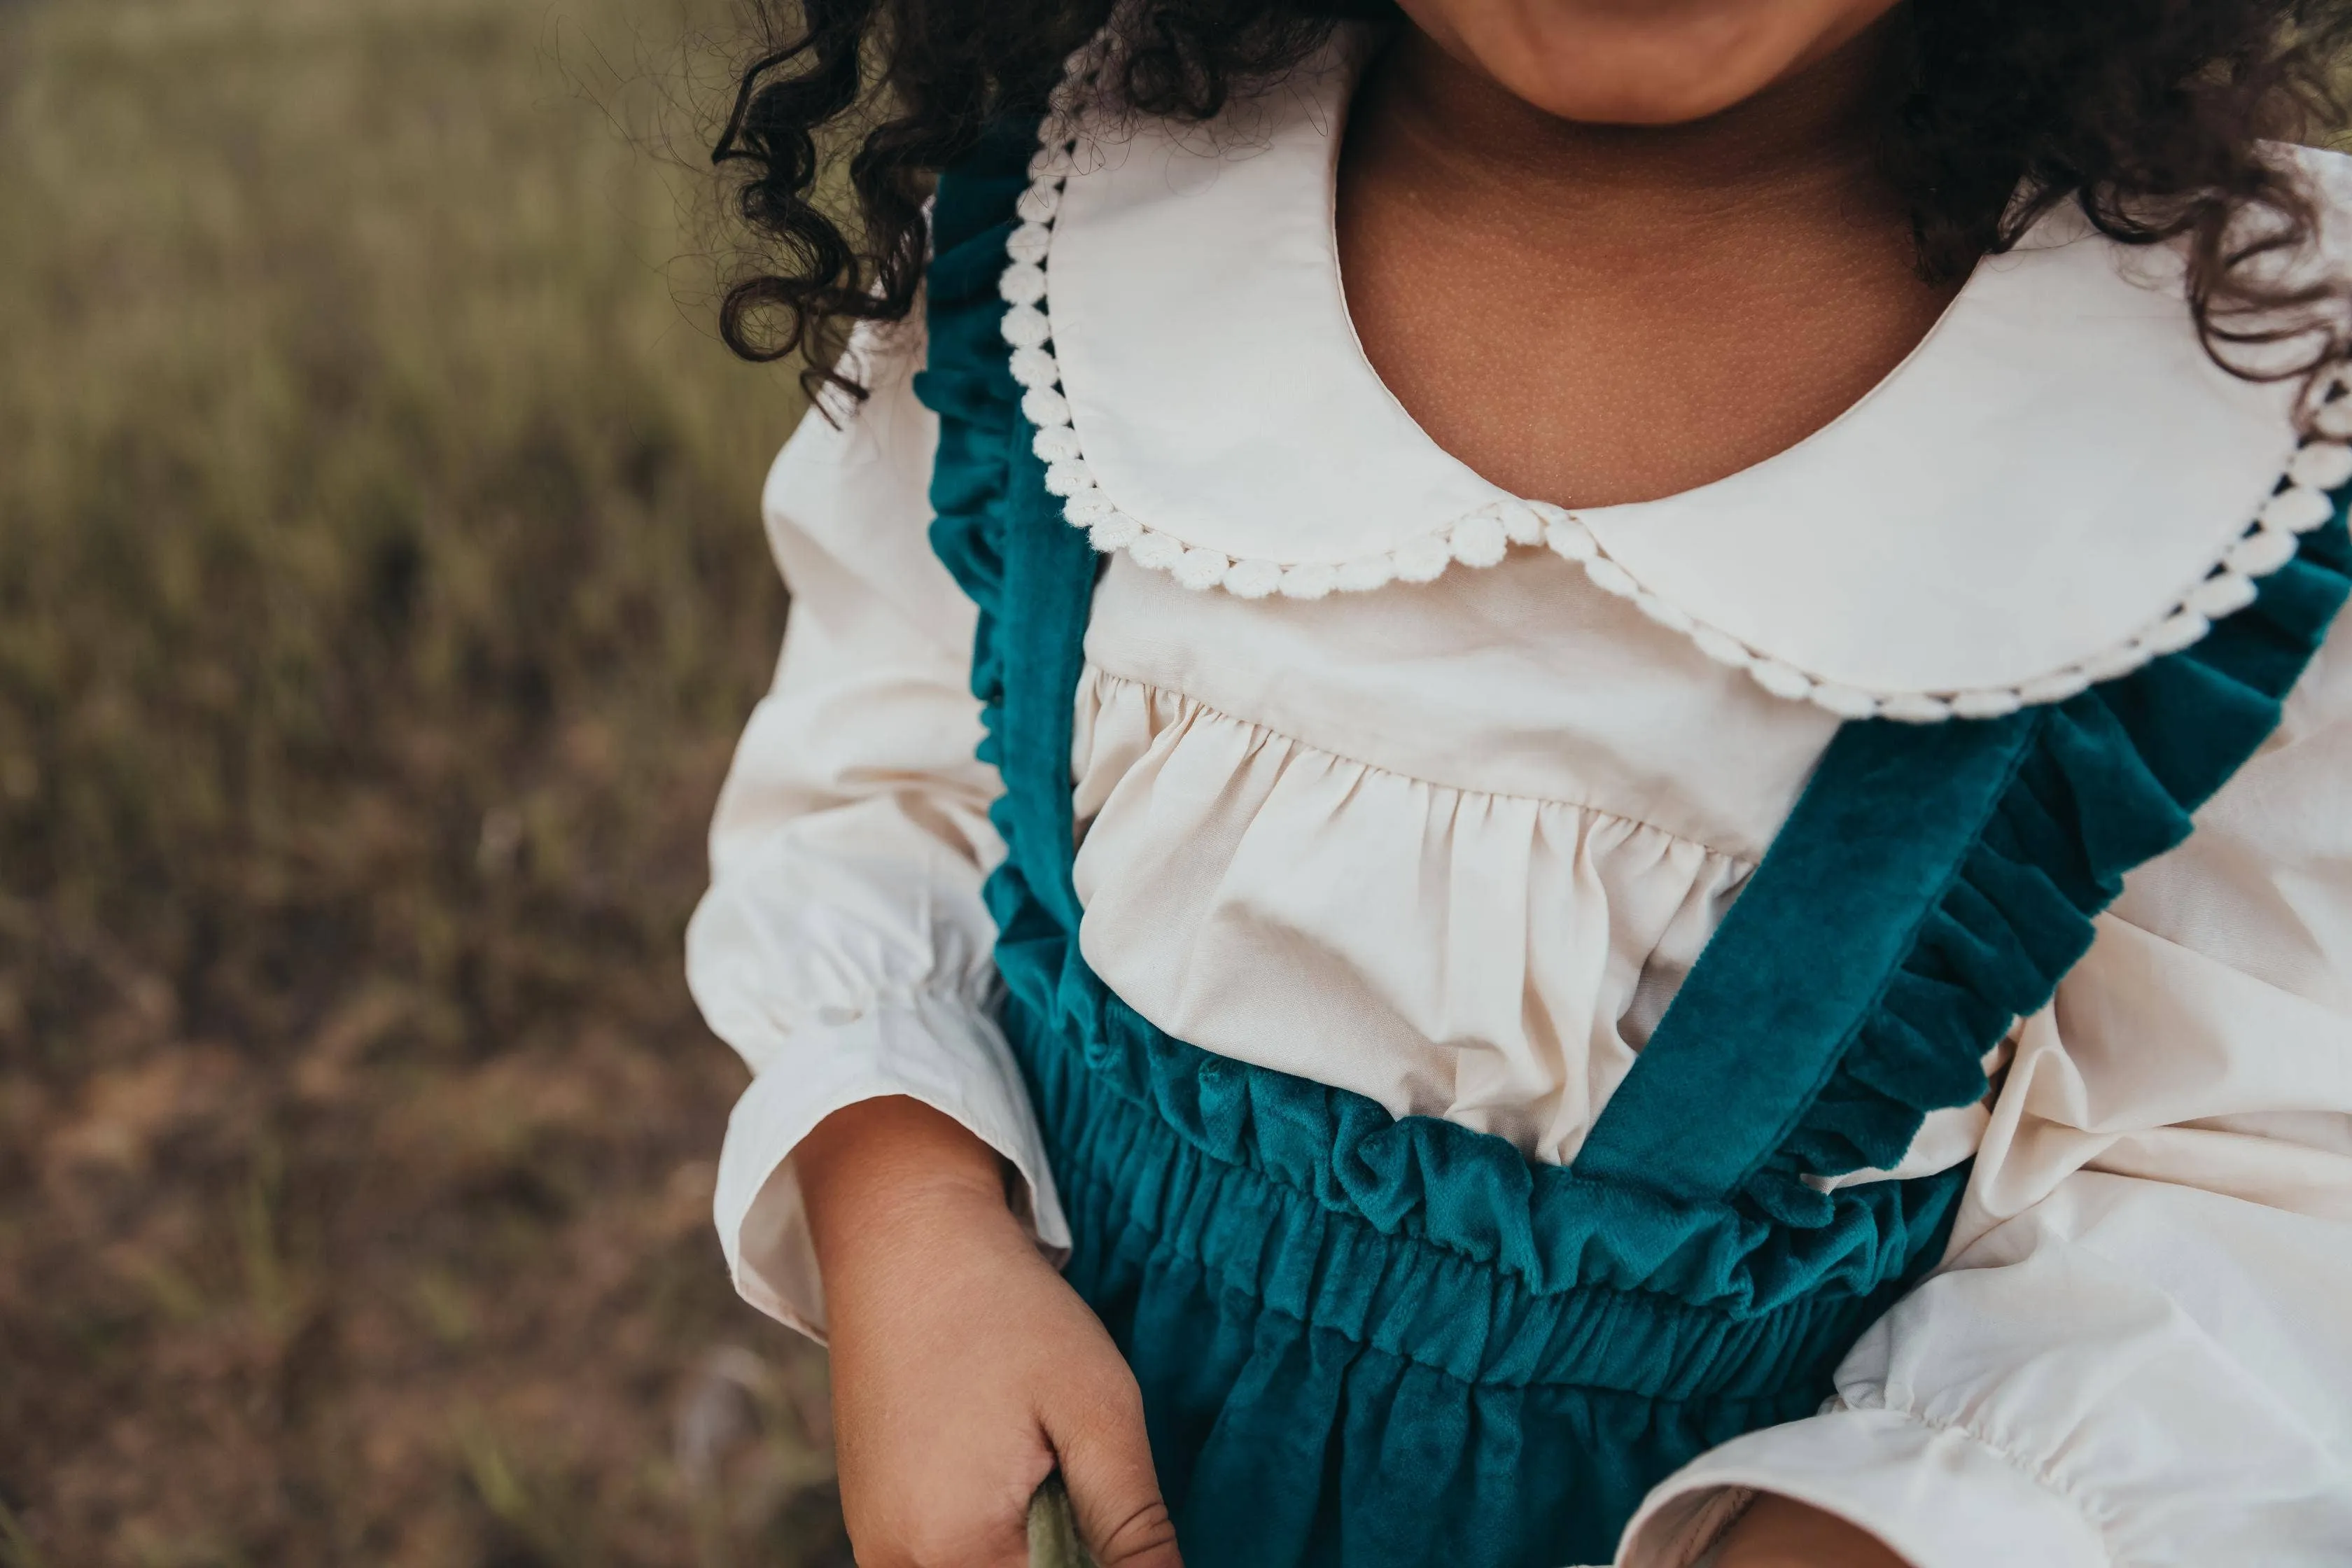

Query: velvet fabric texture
left=1580, top=503, right=2352, bottom=1221
left=916, top=120, right=2352, bottom=1567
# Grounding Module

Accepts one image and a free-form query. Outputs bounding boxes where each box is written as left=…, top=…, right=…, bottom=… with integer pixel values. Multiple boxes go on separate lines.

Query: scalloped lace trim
left=1001, top=46, right=2352, bottom=723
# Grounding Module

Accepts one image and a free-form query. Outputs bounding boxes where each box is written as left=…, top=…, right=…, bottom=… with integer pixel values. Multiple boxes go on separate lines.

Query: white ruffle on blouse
left=689, top=36, right=2352, bottom=1567
left=1071, top=547, right=1832, bottom=1166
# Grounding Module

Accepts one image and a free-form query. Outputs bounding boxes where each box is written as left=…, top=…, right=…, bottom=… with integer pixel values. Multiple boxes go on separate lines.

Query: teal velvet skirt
left=993, top=938, right=1961, bottom=1568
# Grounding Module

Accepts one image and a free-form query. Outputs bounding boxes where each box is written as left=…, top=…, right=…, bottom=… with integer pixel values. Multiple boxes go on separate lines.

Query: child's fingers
left=1046, top=1376, right=1182, bottom=1568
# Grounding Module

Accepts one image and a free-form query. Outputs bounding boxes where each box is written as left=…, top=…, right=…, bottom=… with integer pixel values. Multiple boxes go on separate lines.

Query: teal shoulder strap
left=920, top=120, right=1097, bottom=944
left=1576, top=503, right=2352, bottom=1216
left=1574, top=712, right=2033, bottom=1201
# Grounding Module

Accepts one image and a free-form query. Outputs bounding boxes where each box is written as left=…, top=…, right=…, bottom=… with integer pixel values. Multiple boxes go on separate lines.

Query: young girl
left=688, top=2, right=2352, bottom=1563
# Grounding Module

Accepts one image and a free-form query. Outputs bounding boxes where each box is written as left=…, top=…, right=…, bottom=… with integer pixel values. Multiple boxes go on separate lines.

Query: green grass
left=0, top=0, right=846, bottom=1562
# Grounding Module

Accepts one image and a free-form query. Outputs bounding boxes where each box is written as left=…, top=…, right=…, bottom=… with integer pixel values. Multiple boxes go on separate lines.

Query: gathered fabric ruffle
left=1070, top=666, right=1757, bottom=1166
left=1014, top=927, right=1966, bottom=1318
left=920, top=124, right=1084, bottom=943
left=999, top=955, right=1953, bottom=1568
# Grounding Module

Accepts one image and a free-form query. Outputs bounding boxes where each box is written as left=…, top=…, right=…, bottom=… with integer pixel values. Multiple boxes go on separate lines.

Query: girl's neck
left=1357, top=22, right=1905, bottom=255
left=1335, top=18, right=1961, bottom=509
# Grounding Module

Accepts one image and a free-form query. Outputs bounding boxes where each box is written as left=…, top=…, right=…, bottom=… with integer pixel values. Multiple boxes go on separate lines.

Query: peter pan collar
left=997, top=28, right=2352, bottom=722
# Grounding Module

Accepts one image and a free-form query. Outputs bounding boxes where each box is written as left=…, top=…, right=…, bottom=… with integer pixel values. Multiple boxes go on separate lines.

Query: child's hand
left=1708, top=1492, right=1908, bottom=1567
left=799, top=1096, right=1183, bottom=1568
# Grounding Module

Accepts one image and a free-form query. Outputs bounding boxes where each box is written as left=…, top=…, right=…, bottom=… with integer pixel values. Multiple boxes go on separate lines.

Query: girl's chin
left=1399, top=0, right=1902, bottom=125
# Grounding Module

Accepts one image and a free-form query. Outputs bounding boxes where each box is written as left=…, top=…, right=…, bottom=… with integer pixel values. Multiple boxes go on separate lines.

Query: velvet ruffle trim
left=1756, top=504, right=2352, bottom=1224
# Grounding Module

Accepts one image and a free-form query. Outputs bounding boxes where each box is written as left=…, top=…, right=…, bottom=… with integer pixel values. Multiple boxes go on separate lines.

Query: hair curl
left=714, top=0, right=2352, bottom=405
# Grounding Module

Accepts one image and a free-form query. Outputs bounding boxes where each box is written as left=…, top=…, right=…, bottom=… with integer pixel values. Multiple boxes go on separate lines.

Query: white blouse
left=689, top=41, right=2352, bottom=1568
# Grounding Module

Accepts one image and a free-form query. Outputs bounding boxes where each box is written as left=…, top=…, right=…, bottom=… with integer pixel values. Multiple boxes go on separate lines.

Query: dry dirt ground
left=0, top=1, right=851, bottom=1562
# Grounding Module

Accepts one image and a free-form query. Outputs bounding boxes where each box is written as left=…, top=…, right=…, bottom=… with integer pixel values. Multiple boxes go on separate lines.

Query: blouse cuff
left=1618, top=1404, right=2110, bottom=1568
left=712, top=988, right=1071, bottom=1341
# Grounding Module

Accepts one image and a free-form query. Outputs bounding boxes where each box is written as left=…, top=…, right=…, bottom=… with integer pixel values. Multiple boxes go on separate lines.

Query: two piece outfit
left=688, top=32, right=2352, bottom=1568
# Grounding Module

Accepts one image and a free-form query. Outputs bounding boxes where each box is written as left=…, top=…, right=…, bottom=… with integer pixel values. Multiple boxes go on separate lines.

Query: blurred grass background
left=0, top=0, right=848, bottom=1562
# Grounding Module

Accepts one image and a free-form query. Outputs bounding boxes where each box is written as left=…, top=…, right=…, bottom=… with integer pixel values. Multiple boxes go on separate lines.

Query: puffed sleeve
left=687, top=325, right=1070, bottom=1340
left=1621, top=621, right=2352, bottom=1568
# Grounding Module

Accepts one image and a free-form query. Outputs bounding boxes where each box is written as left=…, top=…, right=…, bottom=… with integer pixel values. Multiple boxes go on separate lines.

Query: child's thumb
left=1048, top=1391, right=1183, bottom=1568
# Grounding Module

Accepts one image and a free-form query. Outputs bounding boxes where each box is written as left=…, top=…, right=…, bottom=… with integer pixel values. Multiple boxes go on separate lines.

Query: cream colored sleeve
left=688, top=329, right=1068, bottom=1341
left=1623, top=622, right=2352, bottom=1568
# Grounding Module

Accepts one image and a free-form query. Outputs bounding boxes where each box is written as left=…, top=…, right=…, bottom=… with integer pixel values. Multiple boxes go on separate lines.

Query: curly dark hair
left=713, top=0, right=2352, bottom=404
